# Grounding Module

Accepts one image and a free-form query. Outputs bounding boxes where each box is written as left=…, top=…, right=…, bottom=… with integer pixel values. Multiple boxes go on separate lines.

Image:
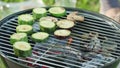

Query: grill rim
left=0, top=7, right=120, bottom=68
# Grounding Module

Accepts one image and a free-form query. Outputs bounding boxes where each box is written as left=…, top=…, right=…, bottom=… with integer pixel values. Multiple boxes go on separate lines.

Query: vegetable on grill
left=54, top=29, right=71, bottom=39
left=39, top=20, right=56, bottom=33
left=56, top=20, right=75, bottom=29
left=48, top=7, right=66, bottom=17
left=31, top=32, right=49, bottom=42
left=18, top=14, right=34, bottom=25
left=39, top=16, right=58, bottom=22
left=13, top=41, right=32, bottom=57
left=32, top=8, right=47, bottom=20
left=16, top=25, right=33, bottom=35
left=67, top=12, right=84, bottom=22
left=10, top=33, right=28, bottom=44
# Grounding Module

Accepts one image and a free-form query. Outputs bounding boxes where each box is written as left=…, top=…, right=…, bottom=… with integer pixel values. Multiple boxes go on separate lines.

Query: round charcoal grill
left=0, top=7, right=120, bottom=68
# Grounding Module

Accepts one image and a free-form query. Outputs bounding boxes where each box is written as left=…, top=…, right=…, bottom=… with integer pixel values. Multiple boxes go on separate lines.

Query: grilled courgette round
left=54, top=29, right=71, bottom=39
left=39, top=16, right=58, bottom=22
left=18, top=14, right=34, bottom=25
left=31, top=32, right=49, bottom=42
left=13, top=41, right=32, bottom=57
left=10, top=33, right=28, bottom=44
left=39, top=20, right=56, bottom=33
left=16, top=25, right=33, bottom=35
left=56, top=20, right=75, bottom=29
left=48, top=7, right=66, bottom=17
left=32, top=8, right=47, bottom=20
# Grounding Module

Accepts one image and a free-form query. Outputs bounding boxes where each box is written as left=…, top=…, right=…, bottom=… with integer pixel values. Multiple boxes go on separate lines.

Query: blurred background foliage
left=0, top=0, right=100, bottom=19
left=42, top=0, right=100, bottom=12
left=75, top=0, right=100, bottom=12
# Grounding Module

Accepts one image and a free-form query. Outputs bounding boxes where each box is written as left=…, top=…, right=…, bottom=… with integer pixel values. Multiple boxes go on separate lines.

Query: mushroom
left=67, top=12, right=84, bottom=22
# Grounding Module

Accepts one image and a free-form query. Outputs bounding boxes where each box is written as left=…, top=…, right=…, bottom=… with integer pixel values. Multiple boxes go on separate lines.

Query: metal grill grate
left=0, top=7, right=120, bottom=68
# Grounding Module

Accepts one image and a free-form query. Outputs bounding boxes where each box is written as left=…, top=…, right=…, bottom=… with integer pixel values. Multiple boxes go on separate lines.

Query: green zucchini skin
left=32, top=8, right=47, bottom=20
left=48, top=7, right=66, bottom=17
left=31, top=32, right=49, bottom=42
left=10, top=33, right=28, bottom=44
left=39, top=21, right=56, bottom=33
left=16, top=25, right=33, bottom=35
left=13, top=41, right=32, bottom=57
left=18, top=14, right=34, bottom=25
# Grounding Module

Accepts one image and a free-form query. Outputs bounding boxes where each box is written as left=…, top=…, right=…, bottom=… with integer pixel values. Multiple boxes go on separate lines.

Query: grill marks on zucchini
left=56, top=20, right=75, bottom=29
left=39, top=20, right=56, bottom=33
left=13, top=41, right=32, bottom=57
left=54, top=29, right=71, bottom=39
left=31, top=32, right=49, bottom=42
left=16, top=25, right=33, bottom=35
left=10, top=33, right=28, bottom=44
left=39, top=16, right=58, bottom=22
left=33, top=8, right=47, bottom=20
left=48, top=7, right=66, bottom=17
left=18, top=14, right=34, bottom=25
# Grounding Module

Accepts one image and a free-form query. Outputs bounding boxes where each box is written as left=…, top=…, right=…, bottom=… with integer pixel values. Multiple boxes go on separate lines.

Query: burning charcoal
left=89, top=32, right=99, bottom=37
left=81, top=33, right=90, bottom=39
left=89, top=35, right=102, bottom=51
left=101, top=39, right=117, bottom=50
left=82, top=61, right=98, bottom=68
left=104, top=57, right=115, bottom=63
left=67, top=37, right=73, bottom=45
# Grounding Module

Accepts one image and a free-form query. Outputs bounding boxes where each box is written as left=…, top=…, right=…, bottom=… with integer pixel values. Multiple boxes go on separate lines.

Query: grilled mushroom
left=67, top=12, right=84, bottom=22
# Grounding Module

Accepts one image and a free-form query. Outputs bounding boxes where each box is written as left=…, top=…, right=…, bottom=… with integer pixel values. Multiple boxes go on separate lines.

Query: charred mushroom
left=67, top=12, right=84, bottom=22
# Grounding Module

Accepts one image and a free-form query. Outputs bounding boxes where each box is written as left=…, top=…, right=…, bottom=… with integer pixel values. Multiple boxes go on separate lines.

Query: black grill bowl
left=0, top=7, right=120, bottom=68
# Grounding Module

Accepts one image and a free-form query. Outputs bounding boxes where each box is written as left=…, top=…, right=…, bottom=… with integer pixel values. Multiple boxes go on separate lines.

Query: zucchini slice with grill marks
left=13, top=41, right=32, bottom=57
left=31, top=32, right=49, bottom=42
left=32, top=8, right=47, bottom=20
left=10, top=33, right=28, bottom=44
left=39, top=20, right=56, bottom=33
left=54, top=29, right=71, bottom=39
left=48, top=7, right=66, bottom=17
left=39, top=16, right=58, bottom=22
left=16, top=25, right=33, bottom=35
left=56, top=20, right=75, bottom=29
left=18, top=14, right=34, bottom=25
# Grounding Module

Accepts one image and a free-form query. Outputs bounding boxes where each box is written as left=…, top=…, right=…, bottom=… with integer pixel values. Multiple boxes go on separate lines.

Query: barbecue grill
left=0, top=7, right=120, bottom=68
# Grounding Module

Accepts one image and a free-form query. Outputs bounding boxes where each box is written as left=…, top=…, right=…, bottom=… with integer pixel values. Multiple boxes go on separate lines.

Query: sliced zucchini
left=39, top=16, right=58, bottom=22
left=16, top=25, right=33, bottom=35
left=39, top=20, right=56, bottom=33
left=32, top=8, right=47, bottom=20
left=48, top=7, right=66, bottom=17
left=56, top=20, right=75, bottom=29
left=18, top=14, right=34, bottom=25
left=54, top=29, right=71, bottom=39
left=13, top=41, right=32, bottom=57
left=31, top=32, right=49, bottom=42
left=10, top=33, right=28, bottom=44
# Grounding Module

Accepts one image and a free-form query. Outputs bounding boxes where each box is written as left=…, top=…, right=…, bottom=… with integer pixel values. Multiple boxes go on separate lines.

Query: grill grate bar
left=72, top=28, right=120, bottom=43
left=75, top=22, right=120, bottom=36
left=0, top=31, right=119, bottom=59
left=73, top=26, right=120, bottom=40
left=40, top=57, right=83, bottom=68
left=83, top=20, right=115, bottom=30
left=7, top=56, right=53, bottom=68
